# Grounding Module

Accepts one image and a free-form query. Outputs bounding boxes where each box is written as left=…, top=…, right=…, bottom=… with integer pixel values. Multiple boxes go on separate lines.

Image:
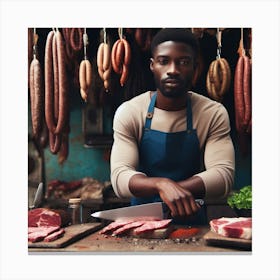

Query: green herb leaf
left=227, top=185, right=252, bottom=209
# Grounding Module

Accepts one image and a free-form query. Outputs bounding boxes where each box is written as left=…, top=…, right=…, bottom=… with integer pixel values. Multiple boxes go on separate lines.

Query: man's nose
left=167, top=62, right=179, bottom=75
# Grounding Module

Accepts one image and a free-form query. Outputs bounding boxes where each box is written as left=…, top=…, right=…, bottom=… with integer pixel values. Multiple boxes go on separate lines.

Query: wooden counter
left=29, top=224, right=251, bottom=253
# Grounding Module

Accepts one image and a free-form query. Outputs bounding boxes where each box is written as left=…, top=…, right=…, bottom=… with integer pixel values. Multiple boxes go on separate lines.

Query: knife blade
left=30, top=182, right=44, bottom=209
left=91, top=199, right=204, bottom=221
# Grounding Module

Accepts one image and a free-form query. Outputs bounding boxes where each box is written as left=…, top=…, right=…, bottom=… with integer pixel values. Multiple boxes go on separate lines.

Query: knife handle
left=195, top=199, right=204, bottom=206
left=162, top=199, right=204, bottom=219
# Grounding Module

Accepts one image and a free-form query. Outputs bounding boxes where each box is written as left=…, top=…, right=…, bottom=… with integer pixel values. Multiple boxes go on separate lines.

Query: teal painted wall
left=44, top=107, right=111, bottom=183
left=28, top=97, right=112, bottom=184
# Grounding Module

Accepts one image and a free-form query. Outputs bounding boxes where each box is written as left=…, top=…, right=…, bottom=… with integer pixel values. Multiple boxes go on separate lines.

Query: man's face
left=150, top=41, right=196, bottom=98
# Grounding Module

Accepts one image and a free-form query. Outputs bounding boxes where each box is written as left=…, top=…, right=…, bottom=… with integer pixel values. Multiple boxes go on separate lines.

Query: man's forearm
left=128, top=174, right=160, bottom=197
left=177, top=176, right=205, bottom=199
left=129, top=174, right=205, bottom=199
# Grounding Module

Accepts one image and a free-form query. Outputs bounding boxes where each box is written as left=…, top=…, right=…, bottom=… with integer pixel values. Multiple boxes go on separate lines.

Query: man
left=110, top=28, right=235, bottom=224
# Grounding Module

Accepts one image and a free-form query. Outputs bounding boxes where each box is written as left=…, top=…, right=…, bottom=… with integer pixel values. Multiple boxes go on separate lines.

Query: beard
left=155, top=76, right=192, bottom=99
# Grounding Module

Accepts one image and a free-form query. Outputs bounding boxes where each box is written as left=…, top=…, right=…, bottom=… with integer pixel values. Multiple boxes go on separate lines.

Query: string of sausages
left=29, top=29, right=43, bottom=139
left=79, top=29, right=93, bottom=102
left=234, top=28, right=252, bottom=135
left=206, top=29, right=231, bottom=102
left=97, top=28, right=112, bottom=92
left=134, top=28, right=153, bottom=52
left=44, top=29, right=69, bottom=163
left=111, top=28, right=132, bottom=87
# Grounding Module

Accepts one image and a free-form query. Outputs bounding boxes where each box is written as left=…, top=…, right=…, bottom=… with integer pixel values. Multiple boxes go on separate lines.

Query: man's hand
left=155, top=178, right=201, bottom=218
left=129, top=174, right=203, bottom=219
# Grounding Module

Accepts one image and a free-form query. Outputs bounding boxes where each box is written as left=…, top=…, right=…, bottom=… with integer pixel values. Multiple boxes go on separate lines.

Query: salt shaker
left=68, top=198, right=83, bottom=225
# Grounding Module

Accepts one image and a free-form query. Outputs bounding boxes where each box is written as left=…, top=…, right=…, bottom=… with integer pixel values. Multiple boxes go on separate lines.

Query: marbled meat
left=28, top=208, right=63, bottom=227
left=100, top=218, right=172, bottom=237
left=28, top=208, right=69, bottom=243
left=44, top=228, right=65, bottom=242
left=28, top=226, right=60, bottom=242
left=210, top=217, right=252, bottom=240
left=133, top=219, right=172, bottom=235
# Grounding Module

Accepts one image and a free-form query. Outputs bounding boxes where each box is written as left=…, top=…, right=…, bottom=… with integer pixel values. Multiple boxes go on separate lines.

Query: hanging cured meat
left=234, top=32, right=252, bottom=135
left=206, top=29, right=231, bottom=102
left=111, top=28, right=131, bottom=87
left=30, top=58, right=43, bottom=138
left=79, top=59, right=92, bottom=101
left=29, top=29, right=44, bottom=140
left=206, top=57, right=231, bottom=102
left=79, top=29, right=93, bottom=102
left=233, top=28, right=252, bottom=156
left=44, top=29, right=70, bottom=163
left=134, top=28, right=153, bottom=52
left=97, top=29, right=112, bottom=91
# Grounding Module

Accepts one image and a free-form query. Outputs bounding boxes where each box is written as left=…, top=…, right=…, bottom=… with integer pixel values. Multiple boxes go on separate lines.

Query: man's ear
left=150, top=58, right=154, bottom=72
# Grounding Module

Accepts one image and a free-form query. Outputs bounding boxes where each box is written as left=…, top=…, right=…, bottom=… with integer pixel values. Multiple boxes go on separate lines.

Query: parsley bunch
left=227, top=185, right=252, bottom=209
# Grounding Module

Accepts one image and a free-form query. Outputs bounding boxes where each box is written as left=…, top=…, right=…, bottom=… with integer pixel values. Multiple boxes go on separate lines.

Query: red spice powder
left=169, top=227, right=200, bottom=239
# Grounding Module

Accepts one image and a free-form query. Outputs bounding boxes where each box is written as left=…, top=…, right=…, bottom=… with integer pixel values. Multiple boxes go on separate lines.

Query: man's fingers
left=164, top=201, right=178, bottom=217
left=190, top=197, right=201, bottom=212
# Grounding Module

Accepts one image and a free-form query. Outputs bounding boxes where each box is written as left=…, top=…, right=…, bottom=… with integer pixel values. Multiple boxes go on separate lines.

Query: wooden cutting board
left=203, top=230, right=252, bottom=250
left=28, top=223, right=102, bottom=248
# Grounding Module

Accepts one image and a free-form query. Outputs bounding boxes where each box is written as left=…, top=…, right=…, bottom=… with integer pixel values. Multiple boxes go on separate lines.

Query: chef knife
left=91, top=199, right=204, bottom=221
left=29, top=182, right=44, bottom=210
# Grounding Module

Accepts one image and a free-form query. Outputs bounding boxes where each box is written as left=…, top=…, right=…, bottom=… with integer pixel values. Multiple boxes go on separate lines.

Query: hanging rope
left=216, top=28, right=222, bottom=59
left=83, top=28, right=89, bottom=59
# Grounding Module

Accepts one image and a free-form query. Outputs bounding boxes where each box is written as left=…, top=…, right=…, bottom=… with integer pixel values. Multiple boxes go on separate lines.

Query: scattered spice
left=169, top=228, right=200, bottom=239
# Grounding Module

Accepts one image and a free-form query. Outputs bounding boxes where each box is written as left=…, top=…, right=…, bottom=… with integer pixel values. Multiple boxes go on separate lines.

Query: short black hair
left=150, top=28, right=199, bottom=57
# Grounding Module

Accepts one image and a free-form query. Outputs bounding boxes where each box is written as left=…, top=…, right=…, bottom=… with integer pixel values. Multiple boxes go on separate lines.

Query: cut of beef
left=210, top=217, right=252, bottom=240
left=28, top=208, right=58, bottom=227
left=28, top=226, right=60, bottom=242
left=133, top=219, right=172, bottom=234
left=99, top=216, right=160, bottom=235
left=111, top=221, right=146, bottom=236
left=43, top=228, right=65, bottom=242
left=28, top=208, right=70, bottom=227
left=28, top=208, right=70, bottom=243
left=99, top=220, right=134, bottom=235
left=99, top=218, right=172, bottom=237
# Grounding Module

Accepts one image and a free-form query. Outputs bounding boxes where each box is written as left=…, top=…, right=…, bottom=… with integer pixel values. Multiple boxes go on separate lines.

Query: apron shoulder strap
left=186, top=94, right=193, bottom=131
left=144, top=92, right=157, bottom=130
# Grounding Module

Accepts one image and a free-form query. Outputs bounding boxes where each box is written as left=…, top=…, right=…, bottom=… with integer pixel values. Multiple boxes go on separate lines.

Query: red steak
left=28, top=208, right=70, bottom=243
left=210, top=217, right=252, bottom=240
left=44, top=228, right=65, bottom=242
left=28, top=226, right=60, bottom=242
left=28, top=208, right=70, bottom=227
left=100, top=218, right=172, bottom=237
left=133, top=219, right=172, bottom=234
left=112, top=221, right=146, bottom=236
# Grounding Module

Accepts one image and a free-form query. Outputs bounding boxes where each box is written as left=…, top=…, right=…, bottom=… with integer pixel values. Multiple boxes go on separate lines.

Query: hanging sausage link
left=206, top=57, right=231, bottom=102
left=97, top=42, right=112, bottom=91
left=45, top=30, right=68, bottom=135
left=206, top=29, right=231, bottom=102
left=29, top=57, right=43, bottom=139
left=44, top=29, right=69, bottom=160
left=111, top=37, right=131, bottom=86
left=79, top=59, right=92, bottom=102
left=234, top=54, right=251, bottom=134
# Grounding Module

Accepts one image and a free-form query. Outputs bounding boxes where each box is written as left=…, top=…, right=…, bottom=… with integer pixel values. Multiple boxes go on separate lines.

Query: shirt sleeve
left=110, top=103, right=145, bottom=198
left=195, top=104, right=235, bottom=200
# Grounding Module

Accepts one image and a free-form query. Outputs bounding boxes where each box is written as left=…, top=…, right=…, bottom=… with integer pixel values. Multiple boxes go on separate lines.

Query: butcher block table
left=28, top=223, right=251, bottom=253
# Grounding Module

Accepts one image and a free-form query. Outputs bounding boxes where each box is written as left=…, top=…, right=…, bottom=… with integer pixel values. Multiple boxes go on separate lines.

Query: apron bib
left=131, top=92, right=207, bottom=225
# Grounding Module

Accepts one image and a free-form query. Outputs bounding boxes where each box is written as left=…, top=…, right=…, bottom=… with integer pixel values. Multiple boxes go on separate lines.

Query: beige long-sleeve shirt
left=110, top=91, right=235, bottom=200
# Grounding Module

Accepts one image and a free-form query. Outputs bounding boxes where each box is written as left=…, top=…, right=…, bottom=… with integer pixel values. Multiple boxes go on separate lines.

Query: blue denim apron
left=131, top=92, right=207, bottom=225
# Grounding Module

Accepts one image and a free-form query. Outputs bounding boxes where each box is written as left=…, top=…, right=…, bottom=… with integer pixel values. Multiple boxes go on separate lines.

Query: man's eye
left=179, top=59, right=191, bottom=65
left=157, top=58, right=169, bottom=65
